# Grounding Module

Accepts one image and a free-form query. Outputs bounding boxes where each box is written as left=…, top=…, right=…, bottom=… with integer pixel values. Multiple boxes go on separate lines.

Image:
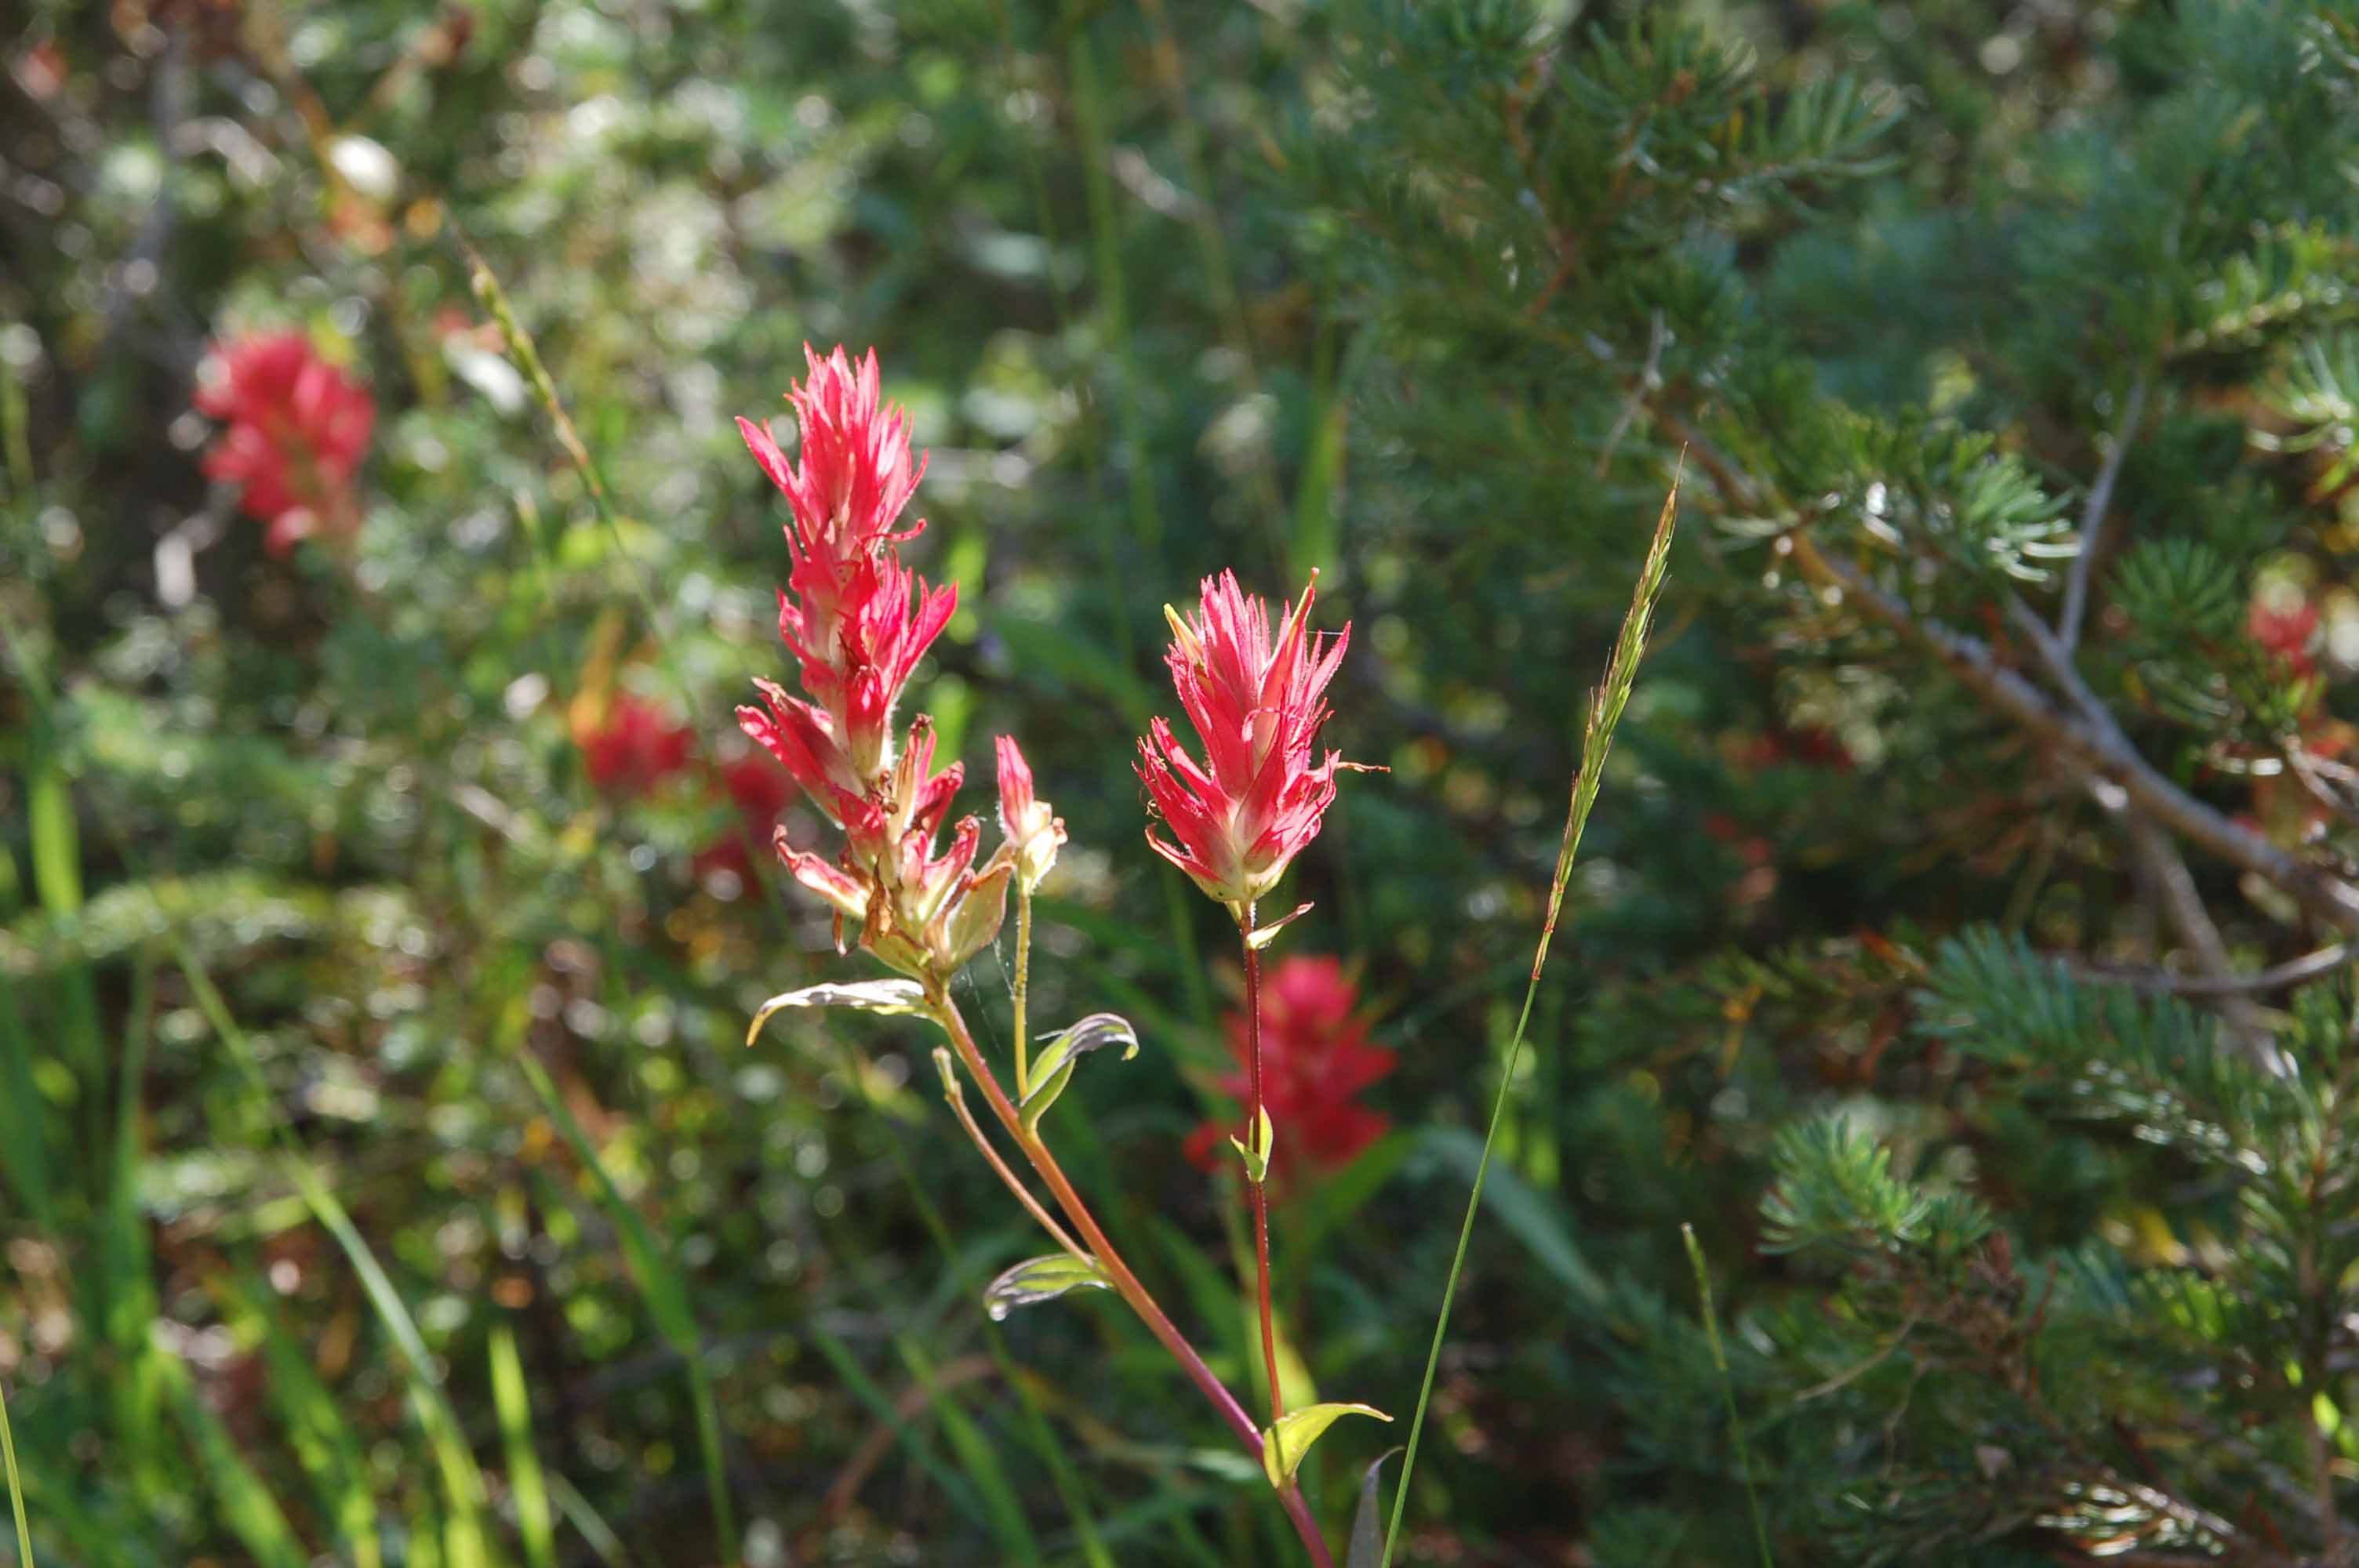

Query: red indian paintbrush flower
left=577, top=693, right=692, bottom=797
left=196, top=332, right=376, bottom=556
left=736, top=346, right=1015, bottom=982
left=1186, top=956, right=1394, bottom=1185
left=1136, top=570, right=1352, bottom=918
left=737, top=346, right=957, bottom=826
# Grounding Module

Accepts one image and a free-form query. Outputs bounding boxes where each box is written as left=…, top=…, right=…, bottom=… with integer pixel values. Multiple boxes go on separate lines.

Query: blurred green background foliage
left=10, top=0, right=2359, bottom=1563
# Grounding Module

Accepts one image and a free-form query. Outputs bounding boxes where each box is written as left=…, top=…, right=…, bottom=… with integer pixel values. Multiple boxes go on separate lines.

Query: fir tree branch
left=1796, top=530, right=2359, bottom=931
left=1651, top=398, right=2359, bottom=933
left=2073, top=943, right=2357, bottom=995
left=2123, top=811, right=2282, bottom=1070
left=2059, top=370, right=2152, bottom=652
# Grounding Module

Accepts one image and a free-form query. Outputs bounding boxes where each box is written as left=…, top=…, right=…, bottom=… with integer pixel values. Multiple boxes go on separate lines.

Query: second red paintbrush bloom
left=1136, top=570, right=1352, bottom=920
left=1186, top=956, right=1396, bottom=1184
left=196, top=331, right=376, bottom=556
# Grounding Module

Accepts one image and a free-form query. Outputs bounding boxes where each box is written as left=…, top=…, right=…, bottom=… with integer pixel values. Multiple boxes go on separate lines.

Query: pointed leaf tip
left=746, top=978, right=929, bottom=1045
left=1346, top=1447, right=1405, bottom=1568
left=982, top=1254, right=1111, bottom=1321
left=1261, top=1402, right=1391, bottom=1491
left=1018, top=1012, right=1140, bottom=1131
left=1245, top=901, right=1316, bottom=950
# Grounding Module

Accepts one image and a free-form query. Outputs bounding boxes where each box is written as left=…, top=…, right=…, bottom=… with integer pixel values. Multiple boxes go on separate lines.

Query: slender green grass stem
left=1379, top=480, right=1679, bottom=1567
left=1685, top=1225, right=1774, bottom=1566
left=0, top=1374, right=33, bottom=1568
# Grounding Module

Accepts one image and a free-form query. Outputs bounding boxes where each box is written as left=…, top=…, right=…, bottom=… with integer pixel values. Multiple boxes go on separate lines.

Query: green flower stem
left=928, top=985, right=1335, bottom=1568
left=1012, top=887, right=1035, bottom=1098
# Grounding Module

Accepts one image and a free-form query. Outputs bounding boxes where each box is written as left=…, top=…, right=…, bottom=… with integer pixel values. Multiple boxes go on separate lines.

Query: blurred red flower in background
left=196, top=332, right=375, bottom=555
left=2249, top=590, right=2321, bottom=679
left=577, top=694, right=692, bottom=797
left=1187, top=956, right=1394, bottom=1185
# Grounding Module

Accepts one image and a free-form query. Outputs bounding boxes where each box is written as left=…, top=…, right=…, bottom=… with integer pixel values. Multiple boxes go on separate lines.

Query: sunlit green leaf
left=1260, top=1403, right=1390, bottom=1490
left=747, top=978, right=929, bottom=1045
left=1019, top=1012, right=1139, bottom=1131
left=983, top=1254, right=1111, bottom=1321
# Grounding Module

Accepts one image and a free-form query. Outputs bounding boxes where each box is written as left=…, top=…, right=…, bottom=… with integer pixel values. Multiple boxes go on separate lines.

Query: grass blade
left=800, top=1317, right=994, bottom=1529
left=173, top=946, right=500, bottom=1566
left=0, top=985, right=55, bottom=1237
left=895, top=1336, right=1042, bottom=1567
left=1685, top=1224, right=1774, bottom=1566
left=0, top=1373, right=32, bottom=1568
left=226, top=1277, right=383, bottom=1568
left=1379, top=477, right=1680, bottom=1566
left=489, top=1323, right=556, bottom=1568
left=511, top=1051, right=736, bottom=1566
left=545, top=1475, right=632, bottom=1568
left=156, top=1352, right=307, bottom=1568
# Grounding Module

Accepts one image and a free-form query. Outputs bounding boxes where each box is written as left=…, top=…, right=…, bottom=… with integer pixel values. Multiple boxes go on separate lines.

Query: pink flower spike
left=1136, top=569, right=1354, bottom=916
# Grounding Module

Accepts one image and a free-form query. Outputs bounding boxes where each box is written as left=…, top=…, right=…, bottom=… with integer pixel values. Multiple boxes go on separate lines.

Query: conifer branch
left=1653, top=399, right=2359, bottom=934
left=2059, top=370, right=2152, bottom=652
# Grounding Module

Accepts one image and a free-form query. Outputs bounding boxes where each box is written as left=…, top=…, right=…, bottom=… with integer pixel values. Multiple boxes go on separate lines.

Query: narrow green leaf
left=800, top=1320, right=995, bottom=1529
left=0, top=1371, right=33, bottom=1568
left=511, top=1051, right=733, bottom=1563
left=158, top=1353, right=307, bottom=1568
left=1230, top=1105, right=1275, bottom=1185
left=895, top=1337, right=1043, bottom=1568
left=24, top=760, right=79, bottom=916
left=0, top=985, right=55, bottom=1233
left=100, top=952, right=162, bottom=1468
left=747, top=978, right=929, bottom=1044
left=1686, top=1225, right=1775, bottom=1567
left=1018, top=1013, right=1139, bottom=1131
left=489, top=1323, right=556, bottom=1568
left=1347, top=1450, right=1404, bottom=1568
left=984, top=1254, right=1112, bottom=1320
left=226, top=1278, right=382, bottom=1568
left=545, top=1475, right=633, bottom=1568
left=1415, top=1127, right=1605, bottom=1307
left=174, top=949, right=500, bottom=1564
left=1260, top=1403, right=1391, bottom=1491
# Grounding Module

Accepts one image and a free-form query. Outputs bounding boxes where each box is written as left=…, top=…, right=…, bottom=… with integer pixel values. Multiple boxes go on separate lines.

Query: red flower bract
left=735, top=346, right=1023, bottom=982
left=196, top=332, right=375, bottom=555
left=1187, top=956, right=1394, bottom=1184
left=1136, top=570, right=1351, bottom=916
left=736, top=347, right=956, bottom=820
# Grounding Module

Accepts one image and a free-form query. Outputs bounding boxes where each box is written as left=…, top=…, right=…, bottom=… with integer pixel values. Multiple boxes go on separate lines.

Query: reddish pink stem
left=927, top=985, right=1334, bottom=1568
left=1241, top=913, right=1284, bottom=1432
